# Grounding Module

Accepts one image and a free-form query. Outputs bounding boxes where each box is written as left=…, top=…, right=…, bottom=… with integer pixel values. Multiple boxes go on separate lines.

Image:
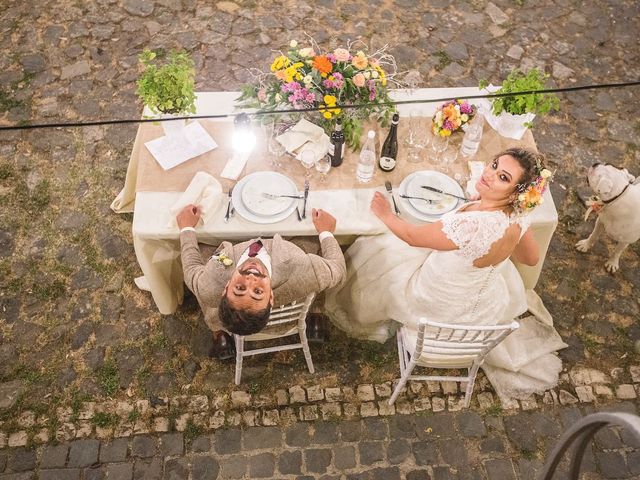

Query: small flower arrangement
left=515, top=163, right=553, bottom=213
left=213, top=252, right=234, bottom=267
left=432, top=99, right=476, bottom=137
left=237, top=38, right=398, bottom=149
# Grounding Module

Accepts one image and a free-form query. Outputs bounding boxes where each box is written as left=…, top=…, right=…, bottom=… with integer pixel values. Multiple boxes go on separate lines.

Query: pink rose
left=333, top=48, right=350, bottom=62
left=353, top=73, right=366, bottom=87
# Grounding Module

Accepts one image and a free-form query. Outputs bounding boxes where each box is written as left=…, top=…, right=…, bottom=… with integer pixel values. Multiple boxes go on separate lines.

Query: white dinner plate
left=241, top=172, right=296, bottom=216
left=398, top=171, right=465, bottom=222
left=232, top=171, right=300, bottom=224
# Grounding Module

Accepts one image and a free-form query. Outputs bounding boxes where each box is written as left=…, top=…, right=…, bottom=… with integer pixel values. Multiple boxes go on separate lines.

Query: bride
left=325, top=148, right=567, bottom=400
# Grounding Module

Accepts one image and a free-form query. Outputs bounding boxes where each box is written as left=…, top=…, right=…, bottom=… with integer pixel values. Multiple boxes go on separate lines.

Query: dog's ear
left=594, top=176, right=614, bottom=196
left=622, top=168, right=636, bottom=183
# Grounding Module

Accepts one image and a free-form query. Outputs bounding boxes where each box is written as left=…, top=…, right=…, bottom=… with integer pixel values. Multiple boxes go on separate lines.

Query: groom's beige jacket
left=180, top=231, right=346, bottom=332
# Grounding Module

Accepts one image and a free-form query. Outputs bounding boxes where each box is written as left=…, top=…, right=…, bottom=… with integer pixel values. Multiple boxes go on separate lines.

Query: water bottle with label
left=460, top=119, right=483, bottom=158
left=356, top=130, right=376, bottom=183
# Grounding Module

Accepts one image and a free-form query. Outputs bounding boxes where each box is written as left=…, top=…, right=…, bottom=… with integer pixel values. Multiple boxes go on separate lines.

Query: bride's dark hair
left=496, top=148, right=548, bottom=192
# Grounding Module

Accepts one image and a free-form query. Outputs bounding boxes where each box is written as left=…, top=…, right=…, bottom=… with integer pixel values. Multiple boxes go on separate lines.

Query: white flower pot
left=159, top=112, right=187, bottom=137
left=477, top=94, right=535, bottom=140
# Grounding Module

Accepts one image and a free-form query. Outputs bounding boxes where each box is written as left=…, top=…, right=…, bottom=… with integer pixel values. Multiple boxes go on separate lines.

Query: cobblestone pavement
left=2, top=401, right=640, bottom=480
left=1, top=0, right=640, bottom=478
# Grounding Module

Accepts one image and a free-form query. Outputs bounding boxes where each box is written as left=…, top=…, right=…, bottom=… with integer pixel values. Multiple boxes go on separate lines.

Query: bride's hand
left=371, top=191, right=393, bottom=220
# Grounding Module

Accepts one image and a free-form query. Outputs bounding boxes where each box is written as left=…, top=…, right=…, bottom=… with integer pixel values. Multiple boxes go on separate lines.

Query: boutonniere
left=211, top=252, right=234, bottom=267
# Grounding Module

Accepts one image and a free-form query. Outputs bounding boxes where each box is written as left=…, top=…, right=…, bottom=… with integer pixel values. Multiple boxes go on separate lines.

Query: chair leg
left=390, top=358, right=416, bottom=406
left=463, top=362, right=481, bottom=408
left=234, top=336, right=244, bottom=386
left=299, top=328, right=315, bottom=374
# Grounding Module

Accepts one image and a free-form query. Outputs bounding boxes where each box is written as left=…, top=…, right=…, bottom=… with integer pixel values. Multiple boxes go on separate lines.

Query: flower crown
left=514, top=158, right=553, bottom=214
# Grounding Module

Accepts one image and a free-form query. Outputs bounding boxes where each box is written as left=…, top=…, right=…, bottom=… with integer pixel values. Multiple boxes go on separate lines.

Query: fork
left=400, top=194, right=436, bottom=204
left=224, top=185, right=234, bottom=222
left=385, top=180, right=401, bottom=216
left=261, top=192, right=304, bottom=200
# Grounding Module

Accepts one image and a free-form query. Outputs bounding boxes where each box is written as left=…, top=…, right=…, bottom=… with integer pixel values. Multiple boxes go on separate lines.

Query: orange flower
left=312, top=55, right=333, bottom=76
left=442, top=104, right=457, bottom=120
left=525, top=188, right=541, bottom=205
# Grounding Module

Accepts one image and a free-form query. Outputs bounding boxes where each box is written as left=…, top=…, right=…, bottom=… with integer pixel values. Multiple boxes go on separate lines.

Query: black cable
left=0, top=80, right=638, bottom=132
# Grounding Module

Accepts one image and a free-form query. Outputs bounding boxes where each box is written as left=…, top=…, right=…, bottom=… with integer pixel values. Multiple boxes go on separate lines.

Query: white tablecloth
left=118, top=88, right=558, bottom=314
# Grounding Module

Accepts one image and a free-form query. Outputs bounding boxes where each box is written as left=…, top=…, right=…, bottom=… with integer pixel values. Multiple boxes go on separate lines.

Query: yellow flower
left=375, top=65, right=387, bottom=86
left=540, top=168, right=552, bottom=179
left=323, top=94, right=337, bottom=105
left=323, top=111, right=332, bottom=119
left=441, top=129, right=451, bottom=137
left=270, top=55, right=290, bottom=72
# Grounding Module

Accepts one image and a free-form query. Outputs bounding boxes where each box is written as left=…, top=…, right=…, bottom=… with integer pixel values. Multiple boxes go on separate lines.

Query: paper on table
left=145, top=121, right=218, bottom=171
left=167, top=171, right=223, bottom=229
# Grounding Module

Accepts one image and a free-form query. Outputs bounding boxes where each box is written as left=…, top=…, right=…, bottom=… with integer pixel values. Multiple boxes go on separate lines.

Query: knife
left=224, top=186, right=234, bottom=222
left=302, top=180, right=309, bottom=219
left=421, top=185, right=467, bottom=201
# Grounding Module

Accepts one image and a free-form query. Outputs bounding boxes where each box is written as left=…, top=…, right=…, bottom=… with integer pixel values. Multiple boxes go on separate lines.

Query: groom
left=176, top=204, right=346, bottom=360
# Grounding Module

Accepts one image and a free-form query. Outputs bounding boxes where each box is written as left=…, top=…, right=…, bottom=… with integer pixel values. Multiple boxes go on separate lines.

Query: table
left=112, top=88, right=558, bottom=315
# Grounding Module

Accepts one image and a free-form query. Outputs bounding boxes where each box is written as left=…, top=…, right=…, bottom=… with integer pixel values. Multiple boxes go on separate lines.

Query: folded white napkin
left=276, top=118, right=330, bottom=159
left=167, top=171, right=223, bottom=228
left=466, top=160, right=485, bottom=198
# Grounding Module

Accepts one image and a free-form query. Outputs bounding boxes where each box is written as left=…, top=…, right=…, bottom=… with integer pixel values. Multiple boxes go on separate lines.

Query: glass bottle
left=379, top=113, right=399, bottom=172
left=356, top=130, right=376, bottom=183
left=460, top=117, right=483, bottom=158
left=329, top=119, right=345, bottom=167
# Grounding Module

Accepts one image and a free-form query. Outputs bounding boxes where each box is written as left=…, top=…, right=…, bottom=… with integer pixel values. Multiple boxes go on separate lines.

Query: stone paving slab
left=1, top=401, right=640, bottom=479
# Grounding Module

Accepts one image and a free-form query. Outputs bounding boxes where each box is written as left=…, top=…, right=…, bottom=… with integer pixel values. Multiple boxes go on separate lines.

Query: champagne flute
left=300, top=148, right=315, bottom=178
left=315, top=154, right=331, bottom=182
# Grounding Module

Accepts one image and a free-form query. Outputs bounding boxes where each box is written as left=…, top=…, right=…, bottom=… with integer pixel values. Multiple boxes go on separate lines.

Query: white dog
left=575, top=163, right=640, bottom=272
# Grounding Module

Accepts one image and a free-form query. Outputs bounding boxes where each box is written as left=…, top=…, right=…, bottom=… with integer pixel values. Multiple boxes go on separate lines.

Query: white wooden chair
left=389, top=317, right=519, bottom=408
left=233, top=293, right=316, bottom=385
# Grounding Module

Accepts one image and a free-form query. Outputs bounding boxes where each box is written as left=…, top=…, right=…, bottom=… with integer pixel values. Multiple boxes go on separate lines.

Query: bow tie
left=248, top=241, right=263, bottom=258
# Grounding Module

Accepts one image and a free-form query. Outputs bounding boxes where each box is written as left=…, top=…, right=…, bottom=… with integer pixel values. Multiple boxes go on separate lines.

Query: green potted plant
left=136, top=49, right=196, bottom=136
left=479, top=68, right=559, bottom=139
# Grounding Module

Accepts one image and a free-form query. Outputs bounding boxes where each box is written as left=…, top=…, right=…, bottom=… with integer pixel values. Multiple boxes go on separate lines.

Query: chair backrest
left=243, top=293, right=316, bottom=340
left=413, top=318, right=519, bottom=365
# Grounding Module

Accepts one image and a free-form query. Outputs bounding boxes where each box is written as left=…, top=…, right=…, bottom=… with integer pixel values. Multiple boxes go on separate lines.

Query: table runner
left=133, top=117, right=537, bottom=194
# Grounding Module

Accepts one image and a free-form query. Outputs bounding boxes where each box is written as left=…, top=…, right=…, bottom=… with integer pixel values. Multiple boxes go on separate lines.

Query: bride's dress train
left=325, top=206, right=566, bottom=401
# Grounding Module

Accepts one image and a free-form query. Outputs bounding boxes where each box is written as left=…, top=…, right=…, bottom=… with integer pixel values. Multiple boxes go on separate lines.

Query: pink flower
left=333, top=48, right=350, bottom=62
left=257, top=88, right=266, bottom=102
left=459, top=102, right=473, bottom=114
left=326, top=53, right=337, bottom=63
left=353, top=73, right=366, bottom=87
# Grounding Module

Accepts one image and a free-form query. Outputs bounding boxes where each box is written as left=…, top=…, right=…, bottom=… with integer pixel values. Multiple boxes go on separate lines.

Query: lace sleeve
left=441, top=212, right=510, bottom=262
left=512, top=214, right=531, bottom=239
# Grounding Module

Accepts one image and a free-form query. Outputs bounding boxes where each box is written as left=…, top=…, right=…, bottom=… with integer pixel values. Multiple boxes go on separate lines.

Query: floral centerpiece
left=431, top=99, right=476, bottom=137
left=237, top=39, right=397, bottom=149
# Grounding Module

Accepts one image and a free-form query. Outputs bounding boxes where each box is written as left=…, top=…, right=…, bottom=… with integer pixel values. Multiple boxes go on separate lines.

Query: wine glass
left=407, top=144, right=423, bottom=164
left=262, top=118, right=285, bottom=168
left=441, top=146, right=458, bottom=174
left=315, top=154, right=331, bottom=182
left=406, top=109, right=429, bottom=149
left=431, top=134, right=449, bottom=163
left=300, top=148, right=315, bottom=178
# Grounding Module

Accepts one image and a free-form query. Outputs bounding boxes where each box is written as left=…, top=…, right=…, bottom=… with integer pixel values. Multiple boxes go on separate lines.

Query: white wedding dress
left=325, top=203, right=567, bottom=400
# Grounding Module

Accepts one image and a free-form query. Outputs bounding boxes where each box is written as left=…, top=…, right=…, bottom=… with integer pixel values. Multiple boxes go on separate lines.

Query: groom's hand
left=177, top=204, right=201, bottom=229
left=312, top=208, right=336, bottom=233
